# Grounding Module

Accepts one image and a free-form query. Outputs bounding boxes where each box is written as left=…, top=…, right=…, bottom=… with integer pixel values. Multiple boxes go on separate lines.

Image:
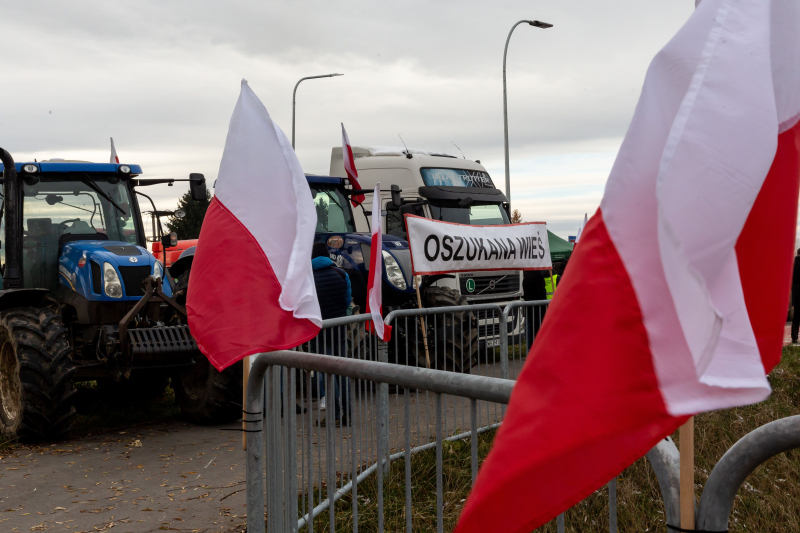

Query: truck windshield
left=18, top=175, right=139, bottom=290
left=429, top=202, right=510, bottom=225
left=310, top=185, right=356, bottom=233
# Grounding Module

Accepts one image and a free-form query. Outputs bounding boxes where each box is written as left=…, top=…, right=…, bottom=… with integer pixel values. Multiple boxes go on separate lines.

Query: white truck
left=330, top=146, right=523, bottom=352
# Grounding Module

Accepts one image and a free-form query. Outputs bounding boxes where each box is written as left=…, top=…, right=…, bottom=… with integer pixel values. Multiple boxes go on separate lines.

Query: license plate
left=485, top=338, right=500, bottom=348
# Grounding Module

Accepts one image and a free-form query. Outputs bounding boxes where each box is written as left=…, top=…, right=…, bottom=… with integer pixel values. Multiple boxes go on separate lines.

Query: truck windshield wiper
left=79, top=175, right=126, bottom=215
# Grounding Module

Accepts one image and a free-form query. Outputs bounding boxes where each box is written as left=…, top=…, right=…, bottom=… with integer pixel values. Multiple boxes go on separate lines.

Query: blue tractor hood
left=59, top=240, right=172, bottom=301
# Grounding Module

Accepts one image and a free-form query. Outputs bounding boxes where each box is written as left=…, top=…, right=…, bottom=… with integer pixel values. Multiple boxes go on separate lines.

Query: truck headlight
left=153, top=261, right=163, bottom=281
left=382, top=250, right=407, bottom=290
left=103, top=262, right=123, bottom=298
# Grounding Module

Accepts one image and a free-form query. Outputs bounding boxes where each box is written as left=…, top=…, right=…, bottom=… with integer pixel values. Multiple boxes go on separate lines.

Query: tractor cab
left=6, top=162, right=168, bottom=299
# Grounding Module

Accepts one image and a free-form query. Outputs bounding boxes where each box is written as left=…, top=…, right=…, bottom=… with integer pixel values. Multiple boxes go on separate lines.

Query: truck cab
left=330, top=147, right=524, bottom=344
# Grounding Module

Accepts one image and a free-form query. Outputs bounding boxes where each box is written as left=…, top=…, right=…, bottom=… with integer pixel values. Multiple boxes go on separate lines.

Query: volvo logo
left=128, top=257, right=138, bottom=263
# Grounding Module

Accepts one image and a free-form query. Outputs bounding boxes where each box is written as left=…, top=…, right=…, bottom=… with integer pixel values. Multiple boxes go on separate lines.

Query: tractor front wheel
left=0, top=306, right=76, bottom=442
left=421, top=286, right=479, bottom=372
left=173, top=357, right=242, bottom=424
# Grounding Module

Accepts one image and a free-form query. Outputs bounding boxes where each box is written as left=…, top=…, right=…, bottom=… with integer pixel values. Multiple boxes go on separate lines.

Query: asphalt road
left=0, top=420, right=247, bottom=533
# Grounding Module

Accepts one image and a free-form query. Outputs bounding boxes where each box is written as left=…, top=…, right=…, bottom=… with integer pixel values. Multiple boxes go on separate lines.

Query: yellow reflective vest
left=545, top=274, right=559, bottom=300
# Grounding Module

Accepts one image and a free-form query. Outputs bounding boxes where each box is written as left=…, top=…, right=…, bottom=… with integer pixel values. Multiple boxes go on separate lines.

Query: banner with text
left=405, top=215, right=552, bottom=275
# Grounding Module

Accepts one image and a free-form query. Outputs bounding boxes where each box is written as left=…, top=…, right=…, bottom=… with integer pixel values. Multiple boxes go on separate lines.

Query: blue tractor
left=170, top=175, right=478, bottom=369
left=0, top=149, right=242, bottom=442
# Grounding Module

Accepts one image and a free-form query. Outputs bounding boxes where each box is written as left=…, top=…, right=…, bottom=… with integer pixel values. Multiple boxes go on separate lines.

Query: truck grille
left=119, top=265, right=152, bottom=296
left=460, top=273, right=519, bottom=297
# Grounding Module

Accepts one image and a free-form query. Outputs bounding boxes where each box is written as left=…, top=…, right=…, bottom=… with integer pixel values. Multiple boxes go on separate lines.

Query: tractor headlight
left=382, top=250, right=407, bottom=290
left=103, top=262, right=123, bottom=298
left=153, top=261, right=163, bottom=281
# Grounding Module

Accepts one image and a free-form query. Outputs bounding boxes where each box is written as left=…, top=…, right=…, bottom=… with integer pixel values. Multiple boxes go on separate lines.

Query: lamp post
left=292, top=73, right=343, bottom=149
left=503, top=20, right=552, bottom=206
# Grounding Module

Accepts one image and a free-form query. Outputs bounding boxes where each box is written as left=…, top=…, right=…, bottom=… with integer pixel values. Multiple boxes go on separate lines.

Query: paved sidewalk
left=0, top=421, right=247, bottom=533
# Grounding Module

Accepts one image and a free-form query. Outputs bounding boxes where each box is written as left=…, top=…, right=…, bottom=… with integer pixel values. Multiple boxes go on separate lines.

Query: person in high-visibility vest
left=545, top=273, right=559, bottom=299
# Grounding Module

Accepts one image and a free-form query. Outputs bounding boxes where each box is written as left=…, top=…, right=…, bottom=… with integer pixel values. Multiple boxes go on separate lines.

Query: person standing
left=522, top=270, right=548, bottom=347
left=792, top=249, right=800, bottom=343
left=310, top=241, right=351, bottom=426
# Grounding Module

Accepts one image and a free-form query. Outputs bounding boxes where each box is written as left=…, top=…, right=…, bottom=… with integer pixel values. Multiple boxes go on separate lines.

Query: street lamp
left=503, top=20, right=552, bottom=206
left=292, top=73, right=344, bottom=149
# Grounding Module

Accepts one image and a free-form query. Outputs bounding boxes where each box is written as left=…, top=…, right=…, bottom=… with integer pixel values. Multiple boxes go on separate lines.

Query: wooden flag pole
left=679, top=416, right=695, bottom=530
left=242, top=355, right=250, bottom=451
left=414, top=276, right=432, bottom=368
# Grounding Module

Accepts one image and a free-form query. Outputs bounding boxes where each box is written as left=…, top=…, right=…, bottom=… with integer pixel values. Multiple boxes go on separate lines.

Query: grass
left=301, top=345, right=800, bottom=532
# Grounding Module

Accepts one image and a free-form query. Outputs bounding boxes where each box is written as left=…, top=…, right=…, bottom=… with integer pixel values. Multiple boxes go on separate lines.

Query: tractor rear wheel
left=0, top=306, right=76, bottom=442
left=421, top=287, right=479, bottom=372
left=173, top=357, right=242, bottom=424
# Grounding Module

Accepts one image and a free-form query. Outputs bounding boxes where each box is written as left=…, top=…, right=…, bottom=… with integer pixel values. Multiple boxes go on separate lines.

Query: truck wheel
left=421, top=287, right=479, bottom=372
left=0, top=306, right=76, bottom=442
left=173, top=358, right=242, bottom=424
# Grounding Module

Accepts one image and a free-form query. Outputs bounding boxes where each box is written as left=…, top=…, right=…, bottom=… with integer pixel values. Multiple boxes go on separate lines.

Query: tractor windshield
left=16, top=175, right=139, bottom=290
left=310, top=185, right=355, bottom=234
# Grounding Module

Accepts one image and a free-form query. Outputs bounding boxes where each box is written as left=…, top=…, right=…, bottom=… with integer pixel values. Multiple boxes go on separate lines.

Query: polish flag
left=110, top=138, right=119, bottom=164
left=456, top=2, right=800, bottom=532
left=341, top=123, right=365, bottom=206
left=187, top=80, right=322, bottom=371
left=574, top=212, right=588, bottom=243
left=365, top=183, right=391, bottom=341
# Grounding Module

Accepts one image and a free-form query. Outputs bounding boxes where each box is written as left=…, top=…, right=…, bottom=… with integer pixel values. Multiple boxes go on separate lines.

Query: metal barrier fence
left=244, top=302, right=800, bottom=532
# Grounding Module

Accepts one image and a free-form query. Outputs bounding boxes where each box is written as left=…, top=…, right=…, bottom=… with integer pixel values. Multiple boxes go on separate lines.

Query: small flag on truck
left=341, top=123, right=365, bottom=206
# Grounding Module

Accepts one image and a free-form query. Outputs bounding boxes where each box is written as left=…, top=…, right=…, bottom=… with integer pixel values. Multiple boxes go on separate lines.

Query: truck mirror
left=189, top=173, right=207, bottom=202
left=391, top=184, right=402, bottom=207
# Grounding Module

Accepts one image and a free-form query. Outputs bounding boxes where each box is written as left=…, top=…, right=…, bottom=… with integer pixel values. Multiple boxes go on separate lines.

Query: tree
left=165, top=190, right=212, bottom=239
left=510, top=209, right=523, bottom=224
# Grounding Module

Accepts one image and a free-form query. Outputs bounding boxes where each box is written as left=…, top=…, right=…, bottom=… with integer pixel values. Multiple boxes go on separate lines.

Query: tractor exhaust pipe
left=0, top=148, right=23, bottom=289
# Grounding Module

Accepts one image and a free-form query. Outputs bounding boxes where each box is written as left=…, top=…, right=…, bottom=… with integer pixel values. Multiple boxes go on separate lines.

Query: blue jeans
left=310, top=335, right=350, bottom=422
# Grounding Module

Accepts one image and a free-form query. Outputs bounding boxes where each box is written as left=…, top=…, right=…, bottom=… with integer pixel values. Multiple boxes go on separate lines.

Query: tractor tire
left=173, top=357, right=242, bottom=424
left=0, top=306, right=76, bottom=442
left=421, top=287, right=479, bottom=372
left=173, top=270, right=190, bottom=307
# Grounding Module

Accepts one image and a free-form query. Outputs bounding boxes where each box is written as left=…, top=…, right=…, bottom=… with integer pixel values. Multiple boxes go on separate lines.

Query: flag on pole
left=341, top=123, right=365, bottom=206
left=187, top=80, right=322, bottom=371
left=110, top=137, right=119, bottom=164
left=455, top=1, right=800, bottom=532
left=365, top=183, right=391, bottom=341
left=575, top=212, right=588, bottom=243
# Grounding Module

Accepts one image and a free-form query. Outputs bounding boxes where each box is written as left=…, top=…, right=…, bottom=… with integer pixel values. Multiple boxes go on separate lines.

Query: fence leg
left=609, top=477, right=617, bottom=533
left=557, top=513, right=565, bottom=533
left=377, top=338, right=390, bottom=475
left=499, top=307, right=509, bottom=380
left=246, top=362, right=266, bottom=533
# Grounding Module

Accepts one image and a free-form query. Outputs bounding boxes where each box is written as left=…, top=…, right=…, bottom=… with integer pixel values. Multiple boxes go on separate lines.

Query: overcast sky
left=1, top=1, right=699, bottom=238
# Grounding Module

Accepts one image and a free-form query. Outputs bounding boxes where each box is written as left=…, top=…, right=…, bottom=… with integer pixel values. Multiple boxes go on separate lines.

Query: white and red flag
left=365, top=183, right=391, bottom=341
left=109, top=137, right=119, bottom=164
left=187, top=80, right=322, bottom=371
left=456, top=2, right=800, bottom=532
left=341, top=123, right=365, bottom=206
left=575, top=212, right=588, bottom=243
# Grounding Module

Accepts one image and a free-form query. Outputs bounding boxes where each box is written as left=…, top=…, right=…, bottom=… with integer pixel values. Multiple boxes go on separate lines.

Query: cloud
left=1, top=1, right=695, bottom=237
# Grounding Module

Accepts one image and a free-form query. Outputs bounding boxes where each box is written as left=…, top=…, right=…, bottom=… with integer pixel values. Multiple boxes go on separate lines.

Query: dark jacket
left=522, top=270, right=548, bottom=301
left=312, top=256, right=351, bottom=320
left=793, top=257, right=800, bottom=305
